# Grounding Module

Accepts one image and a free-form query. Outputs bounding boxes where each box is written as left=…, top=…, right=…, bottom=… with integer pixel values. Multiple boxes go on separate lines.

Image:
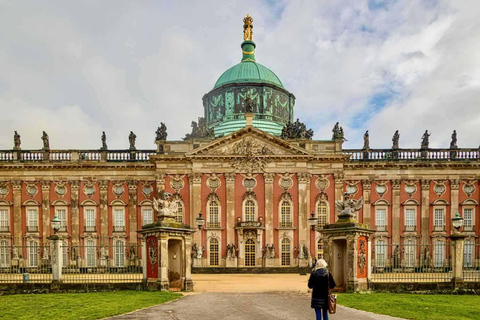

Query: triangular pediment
left=186, top=126, right=312, bottom=157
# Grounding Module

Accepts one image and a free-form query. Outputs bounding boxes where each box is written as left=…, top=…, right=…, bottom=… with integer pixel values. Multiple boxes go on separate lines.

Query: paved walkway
left=108, top=292, right=405, bottom=320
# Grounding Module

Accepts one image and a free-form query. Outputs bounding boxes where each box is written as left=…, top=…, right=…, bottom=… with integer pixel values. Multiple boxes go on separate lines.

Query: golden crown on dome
left=243, top=13, right=253, bottom=41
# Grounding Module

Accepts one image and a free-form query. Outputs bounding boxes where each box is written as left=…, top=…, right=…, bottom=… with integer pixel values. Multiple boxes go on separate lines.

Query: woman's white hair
left=315, top=258, right=328, bottom=270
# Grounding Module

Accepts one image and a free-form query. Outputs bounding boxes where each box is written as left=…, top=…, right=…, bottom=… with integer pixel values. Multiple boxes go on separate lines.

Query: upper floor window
left=376, top=208, right=387, bottom=231
left=316, top=201, right=327, bottom=228
left=405, top=208, right=416, bottom=231
left=175, top=200, right=184, bottom=224
left=56, top=208, right=67, bottom=232
left=142, top=207, right=153, bottom=226
left=463, top=208, right=474, bottom=231
left=114, top=208, right=125, bottom=232
left=84, top=208, right=96, bottom=232
left=0, top=208, right=9, bottom=232
left=280, top=201, right=292, bottom=228
left=208, top=200, right=220, bottom=228
left=244, top=200, right=256, bottom=222
left=434, top=208, right=445, bottom=231
left=27, top=208, right=38, bottom=232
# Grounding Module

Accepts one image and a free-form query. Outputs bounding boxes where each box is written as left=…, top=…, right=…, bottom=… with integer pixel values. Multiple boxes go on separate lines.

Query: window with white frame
left=208, top=200, right=220, bottom=228
left=56, top=208, right=67, bottom=232
left=376, top=208, right=387, bottom=231
left=280, top=200, right=292, bottom=228
left=209, top=238, right=219, bottom=266
left=434, top=240, right=445, bottom=268
left=114, top=240, right=124, bottom=267
left=28, top=241, right=38, bottom=267
left=244, top=200, right=256, bottom=222
left=405, top=208, right=416, bottom=231
left=375, top=240, right=386, bottom=268
left=175, top=200, right=184, bottom=223
left=114, top=208, right=125, bottom=231
left=0, top=208, right=9, bottom=232
left=0, top=240, right=9, bottom=267
left=142, top=207, right=153, bottom=226
left=464, top=239, right=474, bottom=268
left=404, top=239, right=415, bottom=268
left=316, top=201, right=328, bottom=227
left=84, top=208, right=96, bottom=232
left=281, top=238, right=291, bottom=266
left=463, top=208, right=474, bottom=231
left=86, top=239, right=96, bottom=267
left=27, top=208, right=38, bottom=232
left=434, top=208, right=445, bottom=231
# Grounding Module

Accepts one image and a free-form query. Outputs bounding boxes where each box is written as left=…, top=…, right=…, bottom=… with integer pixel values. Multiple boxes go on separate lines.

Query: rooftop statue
left=332, top=122, right=346, bottom=141
left=13, top=131, right=21, bottom=150
left=41, top=131, right=50, bottom=151
left=392, top=130, right=400, bottom=150
left=101, top=131, right=107, bottom=150
left=129, top=131, right=136, bottom=150
left=280, top=119, right=314, bottom=140
left=421, top=130, right=430, bottom=149
left=183, top=117, right=215, bottom=140
left=450, top=130, right=458, bottom=149
left=243, top=14, right=253, bottom=41
left=362, top=130, right=370, bottom=150
left=335, top=192, right=363, bottom=220
left=156, top=123, right=168, bottom=141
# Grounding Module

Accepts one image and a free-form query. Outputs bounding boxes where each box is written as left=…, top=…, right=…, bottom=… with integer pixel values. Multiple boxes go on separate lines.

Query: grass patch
left=0, top=291, right=181, bottom=320
left=338, top=293, right=480, bottom=320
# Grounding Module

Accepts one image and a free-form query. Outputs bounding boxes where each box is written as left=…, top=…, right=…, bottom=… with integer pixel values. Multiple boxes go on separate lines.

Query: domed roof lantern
left=241, top=14, right=256, bottom=63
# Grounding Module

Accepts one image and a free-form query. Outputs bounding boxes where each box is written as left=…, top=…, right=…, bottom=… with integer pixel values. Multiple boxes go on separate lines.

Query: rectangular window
left=464, top=240, right=474, bottom=268
left=434, top=208, right=445, bottom=231
left=142, top=208, right=153, bottom=226
left=376, top=209, right=386, bottom=231
left=114, top=241, right=124, bottom=267
left=375, top=241, right=386, bottom=268
left=464, top=208, right=474, bottom=230
left=317, top=203, right=327, bottom=227
left=28, top=241, right=38, bottom=267
left=86, top=240, right=96, bottom=267
left=85, top=208, right=95, bottom=232
left=56, top=208, right=67, bottom=232
left=114, top=208, right=125, bottom=231
left=280, top=201, right=292, bottom=228
left=27, top=209, right=38, bottom=232
left=405, top=208, right=416, bottom=231
left=62, top=242, right=68, bottom=267
left=0, top=241, right=10, bottom=267
left=404, top=240, right=415, bottom=268
left=209, top=201, right=220, bottom=228
left=434, top=240, right=445, bottom=268
left=0, top=209, right=9, bottom=232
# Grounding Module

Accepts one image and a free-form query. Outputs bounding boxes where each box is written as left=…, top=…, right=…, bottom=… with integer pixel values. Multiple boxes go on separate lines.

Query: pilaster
left=264, top=173, right=274, bottom=246
left=159, top=234, right=169, bottom=290
left=392, top=179, right=401, bottom=244
left=297, top=173, right=311, bottom=261
left=421, top=179, right=430, bottom=244
left=99, top=181, right=108, bottom=246
left=362, top=180, right=372, bottom=227
left=70, top=181, right=80, bottom=246
left=450, top=179, right=460, bottom=225
left=225, top=173, right=236, bottom=247
left=334, top=173, right=344, bottom=222
left=189, top=173, right=202, bottom=244
left=12, top=181, right=22, bottom=246
left=128, top=181, right=138, bottom=245
left=41, top=180, right=50, bottom=243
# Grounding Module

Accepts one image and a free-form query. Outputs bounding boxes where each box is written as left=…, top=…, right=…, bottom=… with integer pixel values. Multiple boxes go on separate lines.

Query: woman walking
left=308, top=259, right=336, bottom=320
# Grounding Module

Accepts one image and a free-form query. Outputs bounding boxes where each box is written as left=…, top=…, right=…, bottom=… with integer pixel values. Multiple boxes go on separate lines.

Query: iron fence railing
left=0, top=244, right=51, bottom=283
left=463, top=243, right=479, bottom=281
left=371, top=242, right=453, bottom=282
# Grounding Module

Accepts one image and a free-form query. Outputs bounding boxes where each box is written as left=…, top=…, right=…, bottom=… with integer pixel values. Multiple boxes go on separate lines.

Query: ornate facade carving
left=264, top=172, right=275, bottom=184
left=421, top=179, right=430, bottom=190
left=361, top=179, right=372, bottom=190
left=297, top=172, right=311, bottom=184
left=450, top=179, right=460, bottom=190
left=225, top=172, right=236, bottom=183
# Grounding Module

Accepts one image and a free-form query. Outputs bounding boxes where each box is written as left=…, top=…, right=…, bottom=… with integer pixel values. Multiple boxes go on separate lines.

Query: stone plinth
left=226, top=257, right=238, bottom=268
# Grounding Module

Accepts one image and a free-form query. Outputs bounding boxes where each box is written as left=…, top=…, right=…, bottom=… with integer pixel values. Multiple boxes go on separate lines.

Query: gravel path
left=107, top=292, right=405, bottom=320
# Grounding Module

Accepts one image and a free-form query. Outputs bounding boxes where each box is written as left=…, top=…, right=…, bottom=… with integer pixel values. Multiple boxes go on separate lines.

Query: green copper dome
left=213, top=61, right=284, bottom=89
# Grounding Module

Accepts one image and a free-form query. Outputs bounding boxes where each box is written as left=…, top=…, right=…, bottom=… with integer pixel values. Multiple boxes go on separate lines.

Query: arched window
left=244, top=200, right=256, bottom=222
left=245, top=239, right=256, bottom=266
left=280, top=201, right=292, bottom=228
left=316, top=201, right=328, bottom=227
left=85, top=239, right=96, bottom=267
left=208, top=200, right=220, bottom=228
left=281, top=238, right=291, bottom=266
left=114, top=240, right=125, bottom=267
left=317, top=240, right=323, bottom=259
left=209, top=238, right=219, bottom=266
left=175, top=201, right=184, bottom=223
left=0, top=240, right=9, bottom=268
left=28, top=241, right=38, bottom=267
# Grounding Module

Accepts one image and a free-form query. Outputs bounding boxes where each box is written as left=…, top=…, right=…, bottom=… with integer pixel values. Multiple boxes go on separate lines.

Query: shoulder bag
left=327, top=272, right=337, bottom=314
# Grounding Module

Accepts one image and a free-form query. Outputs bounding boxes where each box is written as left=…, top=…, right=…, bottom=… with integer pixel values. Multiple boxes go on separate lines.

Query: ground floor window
left=404, top=240, right=415, bottom=268
left=28, top=241, right=38, bottom=267
left=115, top=240, right=125, bottom=267
left=464, top=240, right=474, bottom=268
left=281, top=238, right=291, bottom=266
left=434, top=241, right=445, bottom=268
left=375, top=240, right=386, bottom=268
left=209, top=238, right=219, bottom=266
left=86, top=240, right=96, bottom=267
left=245, top=239, right=256, bottom=267
left=0, top=240, right=9, bottom=267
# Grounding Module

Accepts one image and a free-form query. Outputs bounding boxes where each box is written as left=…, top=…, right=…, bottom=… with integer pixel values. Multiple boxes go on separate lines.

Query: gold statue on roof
left=243, top=14, right=253, bottom=41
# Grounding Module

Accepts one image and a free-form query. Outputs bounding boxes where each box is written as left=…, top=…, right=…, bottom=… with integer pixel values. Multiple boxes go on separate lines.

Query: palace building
left=0, top=14, right=479, bottom=271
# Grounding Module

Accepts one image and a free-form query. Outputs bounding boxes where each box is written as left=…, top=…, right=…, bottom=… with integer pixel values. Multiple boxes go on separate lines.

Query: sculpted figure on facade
left=450, top=130, right=458, bottom=149
left=129, top=131, right=137, bottom=150
left=244, top=93, right=255, bottom=113
left=243, top=14, right=253, bottom=41
left=196, top=246, right=203, bottom=259
left=335, top=192, right=363, bottom=220
left=332, top=122, right=346, bottom=141
left=153, top=191, right=178, bottom=220
left=41, top=131, right=50, bottom=151
left=155, top=123, right=168, bottom=141
left=101, top=131, right=107, bottom=150
left=226, top=243, right=237, bottom=258
left=421, top=130, right=430, bottom=149
left=362, top=130, right=369, bottom=150
left=392, top=130, right=400, bottom=150
left=13, top=131, right=21, bottom=150
left=280, top=118, right=314, bottom=140
left=183, top=117, right=215, bottom=140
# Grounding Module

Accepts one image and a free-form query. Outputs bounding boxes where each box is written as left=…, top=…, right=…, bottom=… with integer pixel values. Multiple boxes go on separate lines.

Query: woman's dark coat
left=308, top=268, right=336, bottom=309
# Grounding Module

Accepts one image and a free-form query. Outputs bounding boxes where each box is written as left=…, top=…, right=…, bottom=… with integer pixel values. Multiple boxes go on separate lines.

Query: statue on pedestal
left=41, top=131, right=50, bottom=151
left=129, top=131, right=137, bottom=150
left=392, top=130, right=400, bottom=149
left=450, top=130, right=458, bottom=149
left=362, top=130, right=370, bottom=150
left=335, top=193, right=363, bottom=220
left=421, top=130, right=430, bottom=149
left=155, top=123, right=168, bottom=141
left=13, top=131, right=21, bottom=150
left=153, top=191, right=178, bottom=221
left=101, top=131, right=107, bottom=150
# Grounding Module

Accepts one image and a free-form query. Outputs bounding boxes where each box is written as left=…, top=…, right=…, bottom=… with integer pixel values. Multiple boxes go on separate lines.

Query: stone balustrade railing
left=343, top=148, right=480, bottom=161
left=0, top=149, right=157, bottom=162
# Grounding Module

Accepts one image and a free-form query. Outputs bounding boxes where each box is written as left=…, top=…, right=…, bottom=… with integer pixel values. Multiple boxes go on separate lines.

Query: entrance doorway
left=245, top=239, right=256, bottom=266
left=168, top=239, right=183, bottom=290
left=332, top=239, right=347, bottom=290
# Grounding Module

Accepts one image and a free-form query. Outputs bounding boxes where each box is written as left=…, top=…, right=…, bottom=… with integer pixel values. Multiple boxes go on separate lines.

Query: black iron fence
left=0, top=244, right=51, bottom=283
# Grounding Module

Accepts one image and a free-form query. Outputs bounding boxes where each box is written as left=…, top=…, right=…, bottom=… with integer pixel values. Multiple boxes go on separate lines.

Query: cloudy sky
left=0, top=0, right=479, bottom=150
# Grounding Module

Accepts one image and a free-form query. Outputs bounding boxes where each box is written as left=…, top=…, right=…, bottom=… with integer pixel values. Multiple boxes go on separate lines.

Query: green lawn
left=338, top=293, right=480, bottom=320
left=0, top=291, right=182, bottom=320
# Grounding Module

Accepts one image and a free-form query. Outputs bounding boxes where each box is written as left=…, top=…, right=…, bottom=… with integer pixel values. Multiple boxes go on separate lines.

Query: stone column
left=159, top=234, right=169, bottom=290
left=450, top=179, right=460, bottom=223
left=12, top=181, right=22, bottom=247
left=184, top=235, right=194, bottom=291
left=70, top=181, right=80, bottom=246
left=141, top=238, right=147, bottom=281
left=362, top=180, right=372, bottom=227
left=189, top=173, right=202, bottom=245
left=421, top=180, right=430, bottom=245
left=392, top=180, right=401, bottom=244
left=128, top=181, right=138, bottom=245
left=449, top=234, right=465, bottom=289
left=50, top=236, right=63, bottom=282
left=41, top=181, right=50, bottom=242
left=99, top=181, right=109, bottom=247
left=264, top=173, right=274, bottom=247
left=334, top=173, right=344, bottom=222
left=225, top=173, right=236, bottom=247
left=297, top=173, right=311, bottom=266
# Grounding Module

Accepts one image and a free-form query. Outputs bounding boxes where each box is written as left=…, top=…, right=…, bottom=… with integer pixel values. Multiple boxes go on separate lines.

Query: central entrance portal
left=245, top=239, right=256, bottom=266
